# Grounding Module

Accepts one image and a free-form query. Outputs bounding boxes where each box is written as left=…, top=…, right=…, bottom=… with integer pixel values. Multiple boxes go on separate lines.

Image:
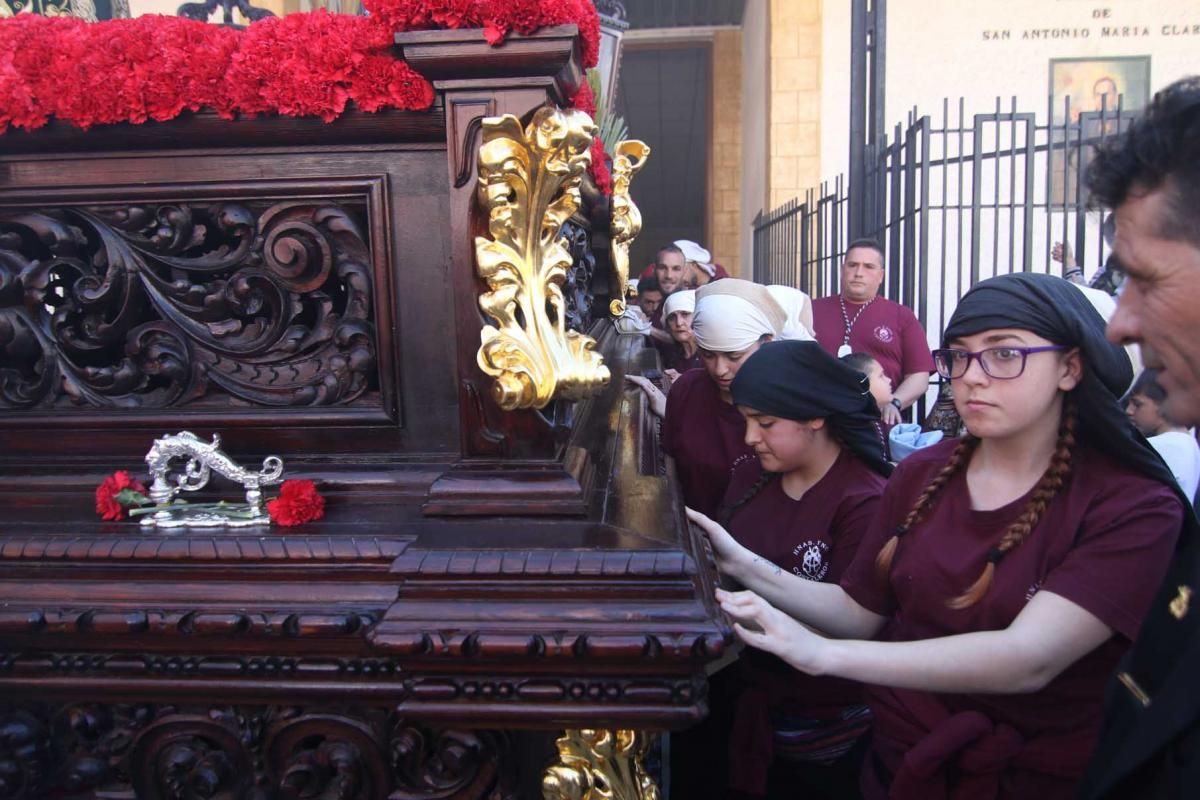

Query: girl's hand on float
left=685, top=507, right=755, bottom=581
left=624, top=374, right=667, bottom=418
left=716, top=588, right=832, bottom=675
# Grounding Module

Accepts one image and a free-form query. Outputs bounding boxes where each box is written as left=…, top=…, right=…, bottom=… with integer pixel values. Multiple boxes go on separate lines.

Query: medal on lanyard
left=838, top=296, right=873, bottom=359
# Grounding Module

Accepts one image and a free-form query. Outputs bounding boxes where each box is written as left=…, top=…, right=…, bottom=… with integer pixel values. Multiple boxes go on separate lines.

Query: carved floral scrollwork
left=0, top=703, right=527, bottom=800
left=560, top=220, right=596, bottom=335
left=0, top=710, right=50, bottom=800
left=542, top=729, right=659, bottom=800
left=265, top=712, right=389, bottom=800
left=51, top=703, right=153, bottom=793
left=474, top=106, right=610, bottom=411
left=389, top=720, right=507, bottom=800
left=0, top=201, right=377, bottom=410
left=128, top=713, right=257, bottom=800
left=606, top=141, right=650, bottom=318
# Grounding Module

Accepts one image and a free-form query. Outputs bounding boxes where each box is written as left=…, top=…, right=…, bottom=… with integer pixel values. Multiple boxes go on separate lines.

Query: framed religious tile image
left=1048, top=56, right=1150, bottom=206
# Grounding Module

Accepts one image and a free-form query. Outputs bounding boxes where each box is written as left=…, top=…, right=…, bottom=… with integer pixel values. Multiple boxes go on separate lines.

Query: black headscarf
left=730, top=340, right=893, bottom=477
left=943, top=272, right=1184, bottom=506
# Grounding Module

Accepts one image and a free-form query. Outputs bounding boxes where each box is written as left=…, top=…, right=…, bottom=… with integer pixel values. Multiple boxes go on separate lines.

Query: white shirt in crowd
left=1148, top=430, right=1200, bottom=501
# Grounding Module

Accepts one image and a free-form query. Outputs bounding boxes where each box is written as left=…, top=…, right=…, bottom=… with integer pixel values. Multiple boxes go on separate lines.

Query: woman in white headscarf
left=767, top=284, right=816, bottom=341
left=627, top=279, right=785, bottom=517
left=654, top=289, right=703, bottom=376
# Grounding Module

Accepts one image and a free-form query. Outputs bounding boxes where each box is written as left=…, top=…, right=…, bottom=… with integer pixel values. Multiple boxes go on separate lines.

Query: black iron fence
left=753, top=95, right=1134, bottom=342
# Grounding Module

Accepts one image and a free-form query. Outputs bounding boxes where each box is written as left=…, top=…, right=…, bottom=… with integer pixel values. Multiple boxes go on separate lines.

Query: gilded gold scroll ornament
left=542, top=729, right=660, bottom=800
left=475, top=107, right=611, bottom=410
left=608, top=140, right=650, bottom=317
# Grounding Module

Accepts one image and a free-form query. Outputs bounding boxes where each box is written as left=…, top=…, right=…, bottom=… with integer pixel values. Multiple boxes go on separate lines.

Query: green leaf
left=114, top=489, right=151, bottom=507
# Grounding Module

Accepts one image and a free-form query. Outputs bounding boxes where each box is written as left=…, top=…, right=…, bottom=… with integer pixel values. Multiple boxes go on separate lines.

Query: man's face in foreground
left=1107, top=185, right=1200, bottom=426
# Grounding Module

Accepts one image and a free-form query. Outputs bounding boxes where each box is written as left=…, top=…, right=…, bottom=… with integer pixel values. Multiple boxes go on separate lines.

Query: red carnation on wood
left=94, top=470, right=149, bottom=522
left=266, top=479, right=326, bottom=527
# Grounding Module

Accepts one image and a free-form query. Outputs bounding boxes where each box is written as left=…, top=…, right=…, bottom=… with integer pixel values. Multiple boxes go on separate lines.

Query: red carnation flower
left=266, top=479, right=325, bottom=527
left=589, top=135, right=612, bottom=195
left=95, top=470, right=149, bottom=522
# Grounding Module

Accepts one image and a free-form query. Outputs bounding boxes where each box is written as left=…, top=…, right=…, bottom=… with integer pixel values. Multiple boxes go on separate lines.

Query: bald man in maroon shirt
left=811, top=239, right=934, bottom=426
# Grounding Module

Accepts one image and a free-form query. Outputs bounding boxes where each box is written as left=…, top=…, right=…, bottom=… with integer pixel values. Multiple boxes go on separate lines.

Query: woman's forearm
left=810, top=592, right=1112, bottom=694
left=734, top=554, right=885, bottom=640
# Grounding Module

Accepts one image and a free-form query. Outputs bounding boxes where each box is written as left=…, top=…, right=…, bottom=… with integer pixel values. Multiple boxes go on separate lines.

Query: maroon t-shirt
left=840, top=438, right=1182, bottom=798
left=812, top=295, right=935, bottom=388
left=722, top=450, right=886, bottom=717
left=652, top=338, right=703, bottom=373
left=662, top=369, right=756, bottom=517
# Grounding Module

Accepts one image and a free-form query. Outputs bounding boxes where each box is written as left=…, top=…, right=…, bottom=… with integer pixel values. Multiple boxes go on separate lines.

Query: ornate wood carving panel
left=0, top=188, right=387, bottom=415
left=0, top=701, right=515, bottom=800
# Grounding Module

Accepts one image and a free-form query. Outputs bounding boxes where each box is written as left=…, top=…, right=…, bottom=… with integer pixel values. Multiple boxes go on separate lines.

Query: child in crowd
left=690, top=273, right=1185, bottom=798
left=840, top=351, right=894, bottom=411
left=1124, top=368, right=1200, bottom=500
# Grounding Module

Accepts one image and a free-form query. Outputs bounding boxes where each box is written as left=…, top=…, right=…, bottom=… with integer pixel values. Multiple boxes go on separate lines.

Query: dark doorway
left=616, top=44, right=711, bottom=275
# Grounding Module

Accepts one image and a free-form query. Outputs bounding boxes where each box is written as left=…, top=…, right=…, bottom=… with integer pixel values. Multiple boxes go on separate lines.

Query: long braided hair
left=874, top=397, right=1078, bottom=610
left=720, top=469, right=778, bottom=529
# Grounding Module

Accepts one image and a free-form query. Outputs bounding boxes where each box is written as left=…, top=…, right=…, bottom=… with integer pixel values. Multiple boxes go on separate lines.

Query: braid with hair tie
left=719, top=470, right=778, bottom=529
left=947, top=398, right=1078, bottom=609
left=874, top=435, right=981, bottom=581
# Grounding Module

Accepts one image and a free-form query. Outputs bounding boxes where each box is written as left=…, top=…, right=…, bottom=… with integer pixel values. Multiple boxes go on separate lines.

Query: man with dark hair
left=636, top=275, right=665, bottom=317
left=1083, top=75, right=1200, bottom=799
left=810, top=238, right=934, bottom=425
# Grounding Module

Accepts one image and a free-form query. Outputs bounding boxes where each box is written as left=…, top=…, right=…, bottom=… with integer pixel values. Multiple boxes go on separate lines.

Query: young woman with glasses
left=689, top=273, right=1186, bottom=798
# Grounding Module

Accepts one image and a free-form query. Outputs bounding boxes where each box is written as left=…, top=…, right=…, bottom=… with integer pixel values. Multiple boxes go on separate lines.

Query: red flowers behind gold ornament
left=266, top=480, right=326, bottom=527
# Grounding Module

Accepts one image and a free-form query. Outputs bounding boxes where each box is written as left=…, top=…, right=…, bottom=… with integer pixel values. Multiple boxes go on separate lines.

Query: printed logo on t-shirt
left=874, top=325, right=895, bottom=344
left=792, top=540, right=830, bottom=581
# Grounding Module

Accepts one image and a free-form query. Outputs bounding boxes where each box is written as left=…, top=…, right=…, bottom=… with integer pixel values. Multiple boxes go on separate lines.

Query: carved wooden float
left=0, top=25, right=728, bottom=800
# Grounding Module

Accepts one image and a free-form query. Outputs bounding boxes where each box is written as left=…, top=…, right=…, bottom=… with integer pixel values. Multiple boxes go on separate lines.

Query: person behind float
left=1123, top=368, right=1200, bottom=502
left=654, top=243, right=689, bottom=298
left=715, top=341, right=890, bottom=800
left=675, top=238, right=730, bottom=289
left=626, top=279, right=786, bottom=517
left=766, top=284, right=816, bottom=341
left=810, top=239, right=934, bottom=426
left=613, top=276, right=664, bottom=337
left=656, top=288, right=702, bottom=378
left=689, top=272, right=1185, bottom=798
left=636, top=275, right=665, bottom=317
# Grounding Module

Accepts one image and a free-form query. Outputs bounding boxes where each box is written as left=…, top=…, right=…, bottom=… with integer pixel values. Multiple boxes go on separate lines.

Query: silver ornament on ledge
left=140, top=431, right=284, bottom=529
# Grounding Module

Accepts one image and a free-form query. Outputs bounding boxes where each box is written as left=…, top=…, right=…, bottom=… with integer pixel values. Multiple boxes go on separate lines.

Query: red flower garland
left=0, top=3, right=606, bottom=189
left=362, top=0, right=600, bottom=66
left=0, top=1, right=598, bottom=135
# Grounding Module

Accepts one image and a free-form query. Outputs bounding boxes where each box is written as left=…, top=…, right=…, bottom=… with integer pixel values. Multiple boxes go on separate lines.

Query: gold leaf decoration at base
left=542, top=729, right=661, bottom=800
left=608, top=140, right=651, bottom=317
left=475, top=107, right=611, bottom=411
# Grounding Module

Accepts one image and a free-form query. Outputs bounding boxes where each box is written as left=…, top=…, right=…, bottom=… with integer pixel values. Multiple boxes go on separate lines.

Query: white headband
left=692, top=294, right=778, bottom=352
left=663, top=289, right=696, bottom=320
left=674, top=239, right=712, bottom=265
left=766, top=285, right=815, bottom=341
